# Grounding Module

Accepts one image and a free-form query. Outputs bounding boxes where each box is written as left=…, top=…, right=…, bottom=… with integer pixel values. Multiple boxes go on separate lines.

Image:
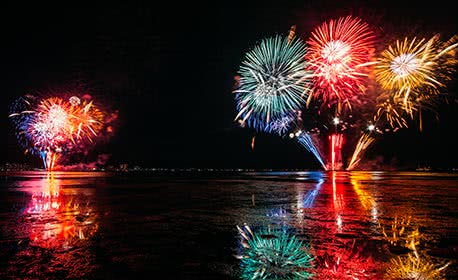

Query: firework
left=329, top=134, right=343, bottom=171
left=303, top=15, right=376, bottom=171
left=293, top=131, right=327, bottom=170
left=345, top=34, right=458, bottom=169
left=306, top=15, right=375, bottom=111
left=234, top=33, right=312, bottom=133
left=265, top=113, right=296, bottom=136
left=347, top=133, right=376, bottom=171
left=374, top=34, right=458, bottom=120
left=235, top=224, right=314, bottom=279
left=374, top=95, right=409, bottom=131
left=9, top=93, right=114, bottom=169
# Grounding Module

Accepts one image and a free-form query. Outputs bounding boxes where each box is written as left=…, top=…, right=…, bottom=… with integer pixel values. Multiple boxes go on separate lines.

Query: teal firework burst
left=234, top=34, right=312, bottom=133
left=236, top=225, right=314, bottom=279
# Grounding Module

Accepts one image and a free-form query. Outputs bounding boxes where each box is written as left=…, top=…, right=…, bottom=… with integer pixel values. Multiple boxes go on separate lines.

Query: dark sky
left=1, top=0, right=457, bottom=169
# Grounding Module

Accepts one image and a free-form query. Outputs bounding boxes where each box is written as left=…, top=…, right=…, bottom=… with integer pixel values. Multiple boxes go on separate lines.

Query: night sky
left=1, top=0, right=457, bottom=170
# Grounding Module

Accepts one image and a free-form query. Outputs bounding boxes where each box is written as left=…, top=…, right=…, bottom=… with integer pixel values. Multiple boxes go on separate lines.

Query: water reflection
left=235, top=224, right=314, bottom=279
left=3, top=171, right=101, bottom=279
left=23, top=172, right=98, bottom=249
left=379, top=211, right=452, bottom=279
left=312, top=239, right=379, bottom=279
left=234, top=171, right=456, bottom=279
left=350, top=172, right=378, bottom=224
left=380, top=213, right=420, bottom=253
left=2, top=170, right=457, bottom=279
left=385, top=252, right=451, bottom=279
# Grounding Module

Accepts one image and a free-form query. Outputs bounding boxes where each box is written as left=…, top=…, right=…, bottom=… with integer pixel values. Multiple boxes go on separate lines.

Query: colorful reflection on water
left=1, top=171, right=104, bottom=279
left=1, top=170, right=457, bottom=279
left=23, top=172, right=99, bottom=249
left=235, top=224, right=314, bottom=279
left=235, top=171, right=457, bottom=279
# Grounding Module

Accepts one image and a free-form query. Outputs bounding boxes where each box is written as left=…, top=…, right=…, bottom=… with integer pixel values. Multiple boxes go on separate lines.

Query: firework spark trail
left=295, top=132, right=327, bottom=170
left=347, top=133, right=375, bottom=170
left=264, top=114, right=295, bottom=136
left=306, top=15, right=376, bottom=111
left=329, top=134, right=343, bottom=171
left=233, top=34, right=312, bottom=133
left=374, top=95, right=409, bottom=131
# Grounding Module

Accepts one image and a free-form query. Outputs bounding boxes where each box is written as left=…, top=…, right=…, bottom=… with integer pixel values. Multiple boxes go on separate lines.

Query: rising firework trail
left=329, top=134, right=343, bottom=171
left=293, top=131, right=327, bottom=170
left=9, top=93, right=115, bottom=170
left=347, top=132, right=375, bottom=171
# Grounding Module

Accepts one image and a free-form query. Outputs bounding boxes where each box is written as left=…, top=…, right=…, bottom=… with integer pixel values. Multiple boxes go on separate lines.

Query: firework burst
left=306, top=15, right=376, bottom=111
left=9, top=93, right=114, bottom=170
left=374, top=34, right=458, bottom=120
left=234, top=33, right=312, bottom=133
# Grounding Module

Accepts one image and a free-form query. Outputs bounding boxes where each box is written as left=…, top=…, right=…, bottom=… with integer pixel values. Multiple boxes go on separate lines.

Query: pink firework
left=306, top=15, right=376, bottom=111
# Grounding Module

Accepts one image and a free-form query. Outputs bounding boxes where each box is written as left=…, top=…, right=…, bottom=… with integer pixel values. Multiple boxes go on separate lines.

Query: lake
left=1, top=170, right=457, bottom=279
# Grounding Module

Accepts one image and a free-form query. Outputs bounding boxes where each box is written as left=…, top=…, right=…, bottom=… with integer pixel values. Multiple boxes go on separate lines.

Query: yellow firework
left=375, top=34, right=458, bottom=115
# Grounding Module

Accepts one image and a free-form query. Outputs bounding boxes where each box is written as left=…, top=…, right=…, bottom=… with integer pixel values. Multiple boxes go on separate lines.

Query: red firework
left=306, top=15, right=376, bottom=111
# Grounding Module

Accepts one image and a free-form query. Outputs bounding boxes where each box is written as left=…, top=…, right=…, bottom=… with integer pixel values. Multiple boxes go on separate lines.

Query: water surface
left=1, top=170, right=457, bottom=279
